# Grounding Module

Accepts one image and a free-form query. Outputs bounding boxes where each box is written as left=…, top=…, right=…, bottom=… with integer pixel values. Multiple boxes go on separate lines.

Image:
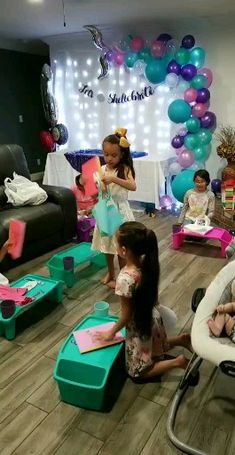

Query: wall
left=47, top=21, right=234, bottom=179
left=0, top=48, right=49, bottom=173
left=181, top=25, right=231, bottom=179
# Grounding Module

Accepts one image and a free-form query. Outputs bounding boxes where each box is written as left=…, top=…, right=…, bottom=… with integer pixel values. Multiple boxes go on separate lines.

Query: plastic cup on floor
left=172, top=224, right=182, bottom=234
left=94, top=301, right=109, bottom=317
left=63, top=256, right=74, bottom=271
left=1, top=300, right=16, bottom=319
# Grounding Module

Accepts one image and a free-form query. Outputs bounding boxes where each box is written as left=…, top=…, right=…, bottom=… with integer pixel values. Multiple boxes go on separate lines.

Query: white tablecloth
left=43, top=153, right=165, bottom=209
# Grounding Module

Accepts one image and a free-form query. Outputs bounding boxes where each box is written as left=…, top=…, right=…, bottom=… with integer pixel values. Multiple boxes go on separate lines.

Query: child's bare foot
left=176, top=354, right=189, bottom=369
left=207, top=319, right=221, bottom=337
left=180, top=333, right=193, bottom=353
left=107, top=280, right=116, bottom=290
left=101, top=273, right=115, bottom=285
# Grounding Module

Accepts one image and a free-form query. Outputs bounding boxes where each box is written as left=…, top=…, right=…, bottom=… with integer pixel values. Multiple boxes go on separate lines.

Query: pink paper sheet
left=8, top=219, right=26, bottom=259
left=73, top=321, right=125, bottom=353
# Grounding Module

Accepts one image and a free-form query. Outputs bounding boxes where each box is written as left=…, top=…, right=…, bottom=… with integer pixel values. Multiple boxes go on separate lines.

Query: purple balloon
left=181, top=64, right=197, bottom=81
left=157, top=33, right=172, bottom=43
left=196, top=88, right=210, bottom=104
left=171, top=135, right=184, bottom=149
left=106, top=50, right=114, bottom=63
left=160, top=194, right=173, bottom=208
left=181, top=35, right=195, bottom=49
left=167, top=59, right=181, bottom=75
left=211, top=179, right=221, bottom=193
left=200, top=111, right=216, bottom=129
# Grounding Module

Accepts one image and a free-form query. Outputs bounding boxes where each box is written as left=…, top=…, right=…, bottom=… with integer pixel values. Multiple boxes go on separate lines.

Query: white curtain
left=50, top=44, right=178, bottom=161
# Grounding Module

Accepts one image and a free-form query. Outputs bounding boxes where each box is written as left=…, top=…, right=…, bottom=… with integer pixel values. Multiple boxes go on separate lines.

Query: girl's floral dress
left=115, top=265, right=169, bottom=378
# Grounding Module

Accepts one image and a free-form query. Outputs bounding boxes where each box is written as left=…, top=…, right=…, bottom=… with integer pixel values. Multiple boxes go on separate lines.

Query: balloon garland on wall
left=40, top=63, right=69, bottom=152
left=85, top=28, right=216, bottom=205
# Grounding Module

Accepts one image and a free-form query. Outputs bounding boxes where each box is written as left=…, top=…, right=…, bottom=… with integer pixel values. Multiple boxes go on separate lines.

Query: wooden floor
left=1, top=212, right=234, bottom=455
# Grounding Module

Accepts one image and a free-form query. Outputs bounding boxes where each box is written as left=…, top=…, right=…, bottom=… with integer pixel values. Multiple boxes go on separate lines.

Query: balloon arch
left=41, top=29, right=216, bottom=205
left=83, top=29, right=216, bottom=205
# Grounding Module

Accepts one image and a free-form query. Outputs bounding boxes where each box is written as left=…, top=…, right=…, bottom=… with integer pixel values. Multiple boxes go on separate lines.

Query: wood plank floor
left=1, top=212, right=234, bottom=455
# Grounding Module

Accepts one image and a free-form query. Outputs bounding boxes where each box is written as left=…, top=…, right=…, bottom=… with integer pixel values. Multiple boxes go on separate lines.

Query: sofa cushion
left=0, top=202, right=64, bottom=242
left=0, top=145, right=31, bottom=185
left=0, top=186, right=7, bottom=208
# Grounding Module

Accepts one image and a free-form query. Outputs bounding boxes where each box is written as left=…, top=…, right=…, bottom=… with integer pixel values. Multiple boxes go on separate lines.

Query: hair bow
left=115, top=127, right=130, bottom=148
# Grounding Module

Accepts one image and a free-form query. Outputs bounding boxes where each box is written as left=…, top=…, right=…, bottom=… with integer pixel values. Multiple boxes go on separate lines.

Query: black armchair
left=0, top=144, right=77, bottom=271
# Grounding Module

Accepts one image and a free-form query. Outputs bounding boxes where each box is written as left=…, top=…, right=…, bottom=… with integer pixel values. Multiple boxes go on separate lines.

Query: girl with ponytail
left=96, top=221, right=192, bottom=381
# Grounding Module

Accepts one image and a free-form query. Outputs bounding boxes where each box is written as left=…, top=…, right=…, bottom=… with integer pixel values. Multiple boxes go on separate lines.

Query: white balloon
left=165, top=73, right=179, bottom=89
left=189, top=161, right=205, bottom=171
left=169, top=161, right=182, bottom=174
left=133, top=60, right=146, bottom=76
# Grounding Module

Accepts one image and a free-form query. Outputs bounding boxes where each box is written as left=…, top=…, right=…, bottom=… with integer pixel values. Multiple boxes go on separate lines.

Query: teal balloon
left=184, top=134, right=199, bottom=150
left=177, top=80, right=190, bottom=92
left=186, top=117, right=200, bottom=133
left=125, top=51, right=138, bottom=68
left=138, top=47, right=151, bottom=63
left=168, top=99, right=191, bottom=124
left=175, top=48, right=190, bottom=65
left=190, top=74, right=207, bottom=89
left=196, top=128, right=212, bottom=146
left=190, top=47, right=205, bottom=69
left=171, top=170, right=195, bottom=203
left=193, top=145, right=208, bottom=161
left=145, top=58, right=167, bottom=84
left=119, top=36, right=132, bottom=51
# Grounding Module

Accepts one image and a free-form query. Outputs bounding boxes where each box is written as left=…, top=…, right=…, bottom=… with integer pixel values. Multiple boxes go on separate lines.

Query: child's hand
left=95, top=330, right=114, bottom=342
left=2, top=239, right=13, bottom=252
left=217, top=304, right=225, bottom=314
left=102, top=175, right=113, bottom=185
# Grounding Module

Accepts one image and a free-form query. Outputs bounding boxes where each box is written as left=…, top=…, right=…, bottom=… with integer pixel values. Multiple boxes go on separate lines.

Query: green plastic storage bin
left=47, top=242, right=106, bottom=288
left=54, top=314, right=126, bottom=411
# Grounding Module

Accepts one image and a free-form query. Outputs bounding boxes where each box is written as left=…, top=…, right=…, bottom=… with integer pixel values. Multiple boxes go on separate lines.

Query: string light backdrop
left=51, top=48, right=178, bottom=159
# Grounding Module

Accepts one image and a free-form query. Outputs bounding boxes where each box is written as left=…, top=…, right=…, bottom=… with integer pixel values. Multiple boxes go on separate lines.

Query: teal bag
left=92, top=188, right=123, bottom=237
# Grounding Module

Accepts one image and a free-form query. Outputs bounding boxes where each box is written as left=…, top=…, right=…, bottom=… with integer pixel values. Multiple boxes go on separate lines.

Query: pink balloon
left=151, top=40, right=165, bottom=58
left=184, top=88, right=197, bottom=103
left=192, top=103, right=208, bottom=118
left=130, top=36, right=145, bottom=52
left=198, top=67, right=213, bottom=88
left=178, top=149, right=195, bottom=168
left=114, top=52, right=124, bottom=66
left=175, top=146, right=184, bottom=156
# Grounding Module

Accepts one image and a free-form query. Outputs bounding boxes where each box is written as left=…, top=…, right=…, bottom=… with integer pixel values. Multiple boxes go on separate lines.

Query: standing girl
left=92, top=128, right=136, bottom=288
left=97, top=222, right=192, bottom=381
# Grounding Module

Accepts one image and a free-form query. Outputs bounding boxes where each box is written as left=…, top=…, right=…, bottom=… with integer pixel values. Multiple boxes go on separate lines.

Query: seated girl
left=178, top=169, right=215, bottom=225
left=71, top=174, right=97, bottom=217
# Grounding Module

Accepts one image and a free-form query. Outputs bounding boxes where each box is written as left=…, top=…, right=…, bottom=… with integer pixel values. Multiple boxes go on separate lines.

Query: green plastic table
left=47, top=242, right=106, bottom=288
left=0, top=274, right=63, bottom=340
